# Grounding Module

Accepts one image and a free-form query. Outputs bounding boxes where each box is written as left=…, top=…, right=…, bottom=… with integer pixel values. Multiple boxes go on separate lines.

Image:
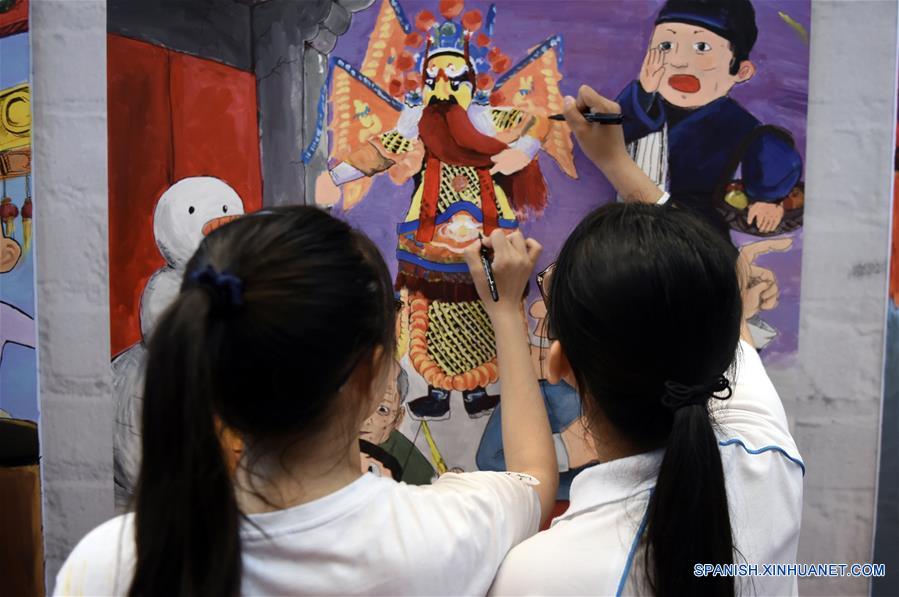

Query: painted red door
left=107, top=35, right=262, bottom=357
left=0, top=0, right=28, bottom=37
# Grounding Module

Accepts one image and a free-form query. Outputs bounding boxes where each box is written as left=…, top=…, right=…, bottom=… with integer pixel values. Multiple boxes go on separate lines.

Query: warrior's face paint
left=648, top=22, right=754, bottom=109
left=423, top=54, right=474, bottom=109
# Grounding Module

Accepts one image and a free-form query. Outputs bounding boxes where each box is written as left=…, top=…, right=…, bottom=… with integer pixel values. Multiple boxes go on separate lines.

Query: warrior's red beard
left=417, top=101, right=548, bottom=215
left=419, top=102, right=508, bottom=166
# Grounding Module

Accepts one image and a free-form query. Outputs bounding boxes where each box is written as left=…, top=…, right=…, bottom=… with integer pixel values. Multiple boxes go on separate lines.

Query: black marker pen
left=548, top=111, right=625, bottom=125
left=479, top=234, right=499, bottom=302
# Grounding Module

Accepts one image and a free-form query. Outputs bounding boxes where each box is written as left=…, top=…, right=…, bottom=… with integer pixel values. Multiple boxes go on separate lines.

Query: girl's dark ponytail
left=547, top=203, right=743, bottom=597
left=128, top=206, right=395, bottom=597
left=129, top=289, right=241, bottom=597
left=645, top=398, right=735, bottom=597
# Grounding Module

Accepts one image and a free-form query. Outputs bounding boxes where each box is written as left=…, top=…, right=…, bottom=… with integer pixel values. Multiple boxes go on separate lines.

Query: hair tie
left=188, top=265, right=244, bottom=315
left=662, top=375, right=732, bottom=411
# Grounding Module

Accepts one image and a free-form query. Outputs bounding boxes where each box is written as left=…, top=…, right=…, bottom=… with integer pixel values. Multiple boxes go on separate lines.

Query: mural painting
left=107, top=0, right=810, bottom=508
left=312, top=0, right=810, bottom=488
left=0, top=0, right=36, bottom=424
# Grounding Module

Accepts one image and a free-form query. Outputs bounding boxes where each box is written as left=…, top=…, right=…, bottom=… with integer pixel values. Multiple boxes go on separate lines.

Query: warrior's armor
left=338, top=105, right=548, bottom=418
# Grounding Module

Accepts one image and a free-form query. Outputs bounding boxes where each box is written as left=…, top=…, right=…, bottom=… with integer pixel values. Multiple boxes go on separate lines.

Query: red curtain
left=107, top=35, right=262, bottom=357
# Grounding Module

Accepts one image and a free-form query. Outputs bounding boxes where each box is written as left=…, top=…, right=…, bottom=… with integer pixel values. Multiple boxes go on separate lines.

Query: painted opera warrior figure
left=312, top=0, right=575, bottom=420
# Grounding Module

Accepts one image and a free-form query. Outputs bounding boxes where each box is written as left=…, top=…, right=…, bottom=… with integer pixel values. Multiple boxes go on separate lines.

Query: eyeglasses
left=536, top=262, right=556, bottom=306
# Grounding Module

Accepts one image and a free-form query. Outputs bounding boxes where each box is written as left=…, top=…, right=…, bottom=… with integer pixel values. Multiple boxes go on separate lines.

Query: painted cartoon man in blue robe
left=617, top=0, right=802, bottom=237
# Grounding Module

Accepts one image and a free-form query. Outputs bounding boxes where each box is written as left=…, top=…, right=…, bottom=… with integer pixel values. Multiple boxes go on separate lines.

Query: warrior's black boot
left=462, top=387, right=499, bottom=418
left=408, top=386, right=451, bottom=419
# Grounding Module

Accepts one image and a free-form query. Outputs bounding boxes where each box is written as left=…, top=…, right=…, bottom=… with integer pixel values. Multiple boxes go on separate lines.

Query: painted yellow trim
left=0, top=83, right=30, bottom=153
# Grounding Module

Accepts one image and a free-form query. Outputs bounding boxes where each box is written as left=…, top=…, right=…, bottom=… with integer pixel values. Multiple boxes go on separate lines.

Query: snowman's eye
left=188, top=206, right=195, bottom=214
left=223, top=205, right=228, bottom=213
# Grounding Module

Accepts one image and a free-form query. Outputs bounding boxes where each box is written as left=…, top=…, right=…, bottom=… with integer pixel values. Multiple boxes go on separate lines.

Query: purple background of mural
left=337, top=0, right=810, bottom=361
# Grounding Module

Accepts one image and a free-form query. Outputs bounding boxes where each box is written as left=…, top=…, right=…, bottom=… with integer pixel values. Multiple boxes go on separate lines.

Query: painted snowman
left=141, top=177, right=245, bottom=333
left=113, top=177, right=245, bottom=509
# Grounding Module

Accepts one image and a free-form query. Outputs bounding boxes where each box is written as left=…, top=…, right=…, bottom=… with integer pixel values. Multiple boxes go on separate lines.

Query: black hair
left=657, top=0, right=758, bottom=75
left=547, top=203, right=742, bottom=597
left=128, top=206, right=395, bottom=597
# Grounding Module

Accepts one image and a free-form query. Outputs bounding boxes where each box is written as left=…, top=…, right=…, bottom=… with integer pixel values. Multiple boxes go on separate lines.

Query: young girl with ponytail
left=54, top=206, right=558, bottom=596
left=484, top=88, right=804, bottom=596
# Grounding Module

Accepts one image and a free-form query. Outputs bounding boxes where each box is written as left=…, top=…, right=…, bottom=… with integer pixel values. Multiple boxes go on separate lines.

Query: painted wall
left=106, top=34, right=264, bottom=357
left=319, top=0, right=810, bottom=484
left=102, top=0, right=374, bottom=509
left=0, top=0, right=37, bottom=422
left=32, top=0, right=898, bottom=594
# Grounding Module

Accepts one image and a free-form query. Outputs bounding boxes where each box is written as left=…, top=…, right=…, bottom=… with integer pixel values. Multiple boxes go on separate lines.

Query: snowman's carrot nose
left=202, top=215, right=241, bottom=236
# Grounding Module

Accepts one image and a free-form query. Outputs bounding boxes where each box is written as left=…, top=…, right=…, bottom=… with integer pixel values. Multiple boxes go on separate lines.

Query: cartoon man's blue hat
left=655, top=0, right=758, bottom=60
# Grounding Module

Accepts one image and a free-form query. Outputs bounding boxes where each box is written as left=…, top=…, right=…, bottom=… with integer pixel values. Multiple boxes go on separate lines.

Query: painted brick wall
left=31, top=0, right=112, bottom=588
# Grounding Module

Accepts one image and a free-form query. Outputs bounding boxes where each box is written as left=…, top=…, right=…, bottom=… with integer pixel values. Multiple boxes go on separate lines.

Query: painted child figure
left=617, top=0, right=802, bottom=237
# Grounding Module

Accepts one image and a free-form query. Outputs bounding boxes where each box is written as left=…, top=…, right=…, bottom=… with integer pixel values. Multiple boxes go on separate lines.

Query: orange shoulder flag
left=495, top=39, right=577, bottom=179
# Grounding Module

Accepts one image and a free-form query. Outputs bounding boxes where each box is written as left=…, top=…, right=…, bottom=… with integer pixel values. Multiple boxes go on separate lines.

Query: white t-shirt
left=491, top=340, right=804, bottom=596
left=54, top=471, right=540, bottom=596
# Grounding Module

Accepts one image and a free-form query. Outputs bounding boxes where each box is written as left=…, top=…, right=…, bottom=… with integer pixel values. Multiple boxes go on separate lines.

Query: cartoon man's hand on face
left=640, top=46, right=668, bottom=94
